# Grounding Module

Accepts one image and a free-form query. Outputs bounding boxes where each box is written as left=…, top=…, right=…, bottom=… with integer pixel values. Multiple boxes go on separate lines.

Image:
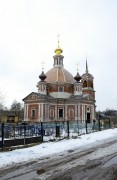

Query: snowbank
left=0, top=128, right=117, bottom=168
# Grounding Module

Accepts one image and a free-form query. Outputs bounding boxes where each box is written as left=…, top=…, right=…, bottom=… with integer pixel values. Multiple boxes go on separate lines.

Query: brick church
left=23, top=40, right=96, bottom=123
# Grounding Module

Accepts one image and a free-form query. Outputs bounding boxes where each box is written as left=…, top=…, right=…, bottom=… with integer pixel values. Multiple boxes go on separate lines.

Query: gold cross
left=76, top=62, right=79, bottom=72
left=41, top=61, right=45, bottom=71
left=57, top=33, right=60, bottom=42
left=57, top=33, right=60, bottom=46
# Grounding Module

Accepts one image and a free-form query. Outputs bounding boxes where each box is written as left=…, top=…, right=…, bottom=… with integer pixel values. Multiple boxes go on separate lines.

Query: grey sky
left=0, top=0, right=117, bottom=111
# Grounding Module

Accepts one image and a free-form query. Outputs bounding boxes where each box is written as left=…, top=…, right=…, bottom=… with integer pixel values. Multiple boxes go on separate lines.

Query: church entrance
left=59, top=109, right=63, bottom=118
left=87, top=113, right=90, bottom=123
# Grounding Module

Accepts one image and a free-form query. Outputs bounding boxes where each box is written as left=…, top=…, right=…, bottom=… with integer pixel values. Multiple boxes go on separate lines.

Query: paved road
left=0, top=137, right=117, bottom=180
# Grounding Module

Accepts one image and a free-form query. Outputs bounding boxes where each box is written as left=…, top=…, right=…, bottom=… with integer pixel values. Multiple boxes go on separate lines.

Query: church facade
left=23, top=42, right=96, bottom=123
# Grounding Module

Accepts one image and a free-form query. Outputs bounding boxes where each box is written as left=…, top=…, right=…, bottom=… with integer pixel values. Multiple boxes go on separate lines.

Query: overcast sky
left=0, top=0, right=117, bottom=111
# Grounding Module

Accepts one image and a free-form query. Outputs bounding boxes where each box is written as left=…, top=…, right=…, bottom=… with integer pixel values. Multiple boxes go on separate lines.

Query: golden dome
left=54, top=46, right=63, bottom=55
left=54, top=38, right=63, bottom=55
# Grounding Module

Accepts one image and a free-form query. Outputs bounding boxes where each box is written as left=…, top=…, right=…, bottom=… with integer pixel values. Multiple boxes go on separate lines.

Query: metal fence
left=0, top=119, right=111, bottom=139
left=0, top=119, right=111, bottom=149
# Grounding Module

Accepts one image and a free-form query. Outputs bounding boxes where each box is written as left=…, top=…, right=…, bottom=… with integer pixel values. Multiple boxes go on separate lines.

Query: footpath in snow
left=0, top=128, right=117, bottom=168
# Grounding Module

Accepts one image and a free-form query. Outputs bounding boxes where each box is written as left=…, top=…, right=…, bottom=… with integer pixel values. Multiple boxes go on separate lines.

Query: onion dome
left=74, top=72, right=82, bottom=82
left=39, top=71, right=47, bottom=81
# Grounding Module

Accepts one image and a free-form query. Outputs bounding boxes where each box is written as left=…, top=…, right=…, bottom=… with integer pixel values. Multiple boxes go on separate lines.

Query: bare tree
left=0, top=91, right=7, bottom=123
left=10, top=100, right=24, bottom=122
left=104, top=108, right=117, bottom=116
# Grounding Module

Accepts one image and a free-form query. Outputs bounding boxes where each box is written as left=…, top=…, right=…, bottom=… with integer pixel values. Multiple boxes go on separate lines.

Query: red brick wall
left=48, top=84, right=74, bottom=93
left=28, top=104, right=39, bottom=122
left=67, top=106, right=75, bottom=120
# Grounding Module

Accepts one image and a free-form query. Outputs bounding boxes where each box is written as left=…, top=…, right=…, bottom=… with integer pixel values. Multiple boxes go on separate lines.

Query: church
left=23, top=40, right=96, bottom=123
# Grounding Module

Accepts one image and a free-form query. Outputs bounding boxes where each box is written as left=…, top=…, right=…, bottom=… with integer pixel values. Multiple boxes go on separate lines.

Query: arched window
left=91, top=82, right=93, bottom=88
left=83, top=81, right=87, bottom=87
left=50, top=109, right=54, bottom=119
left=31, top=109, right=35, bottom=118
left=69, top=109, right=74, bottom=120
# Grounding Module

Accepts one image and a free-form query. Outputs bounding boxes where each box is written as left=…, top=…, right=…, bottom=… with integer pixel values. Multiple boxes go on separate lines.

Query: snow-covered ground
left=0, top=128, right=117, bottom=168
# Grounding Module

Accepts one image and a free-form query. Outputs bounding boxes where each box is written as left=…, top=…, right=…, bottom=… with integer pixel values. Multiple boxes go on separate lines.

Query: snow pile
left=0, top=128, right=117, bottom=168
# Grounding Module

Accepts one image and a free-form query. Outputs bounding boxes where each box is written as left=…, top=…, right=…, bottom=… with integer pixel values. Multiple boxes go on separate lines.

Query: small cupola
left=53, top=35, right=64, bottom=68
left=37, top=70, right=47, bottom=95
left=39, top=71, right=47, bottom=81
left=74, top=72, right=82, bottom=82
left=74, top=65, right=82, bottom=96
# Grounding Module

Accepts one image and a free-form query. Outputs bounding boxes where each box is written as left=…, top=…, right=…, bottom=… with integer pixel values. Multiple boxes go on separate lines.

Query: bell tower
left=81, top=60, right=95, bottom=99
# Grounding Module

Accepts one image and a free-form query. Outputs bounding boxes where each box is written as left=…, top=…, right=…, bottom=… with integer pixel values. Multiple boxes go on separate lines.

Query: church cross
left=76, top=62, right=79, bottom=72
left=57, top=33, right=60, bottom=46
left=41, top=61, right=45, bottom=71
left=57, top=33, right=60, bottom=41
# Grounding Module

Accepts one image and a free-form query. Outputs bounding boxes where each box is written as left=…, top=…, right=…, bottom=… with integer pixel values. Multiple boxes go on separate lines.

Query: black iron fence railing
left=0, top=119, right=112, bottom=149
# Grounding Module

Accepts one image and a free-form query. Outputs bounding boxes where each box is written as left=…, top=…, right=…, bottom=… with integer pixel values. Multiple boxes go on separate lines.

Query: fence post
left=109, top=118, right=111, bottom=128
left=98, top=119, right=101, bottom=131
left=67, top=121, right=69, bottom=138
left=98, top=114, right=102, bottom=131
left=14, top=125, right=15, bottom=139
left=92, top=119, right=96, bottom=131
left=24, top=123, right=26, bottom=145
left=85, top=120, right=88, bottom=134
left=1, top=123, right=4, bottom=150
left=56, top=123, right=60, bottom=137
left=77, top=120, right=79, bottom=135
left=41, top=122, right=43, bottom=142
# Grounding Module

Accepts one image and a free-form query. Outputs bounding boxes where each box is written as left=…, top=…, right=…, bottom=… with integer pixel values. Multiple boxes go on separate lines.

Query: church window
left=83, top=81, right=87, bottom=87
left=58, top=57, right=59, bottom=65
left=31, top=109, right=35, bottom=118
left=32, top=95, right=35, bottom=99
left=50, top=109, right=54, bottom=119
left=59, top=109, right=63, bottom=118
left=58, top=86, right=64, bottom=92
left=91, top=82, right=93, bottom=88
left=69, top=109, right=74, bottom=120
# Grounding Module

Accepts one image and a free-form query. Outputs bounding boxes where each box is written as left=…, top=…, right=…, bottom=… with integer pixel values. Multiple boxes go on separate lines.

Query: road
left=0, top=136, right=117, bottom=180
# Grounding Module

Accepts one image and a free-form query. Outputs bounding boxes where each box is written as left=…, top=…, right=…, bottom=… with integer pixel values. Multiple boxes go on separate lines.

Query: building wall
left=1, top=115, right=19, bottom=123
left=48, top=84, right=73, bottom=93
left=24, top=100, right=95, bottom=123
left=28, top=104, right=39, bottom=122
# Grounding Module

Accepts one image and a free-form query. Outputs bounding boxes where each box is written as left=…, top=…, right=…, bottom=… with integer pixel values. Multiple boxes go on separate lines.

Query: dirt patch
left=37, top=168, right=46, bottom=175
